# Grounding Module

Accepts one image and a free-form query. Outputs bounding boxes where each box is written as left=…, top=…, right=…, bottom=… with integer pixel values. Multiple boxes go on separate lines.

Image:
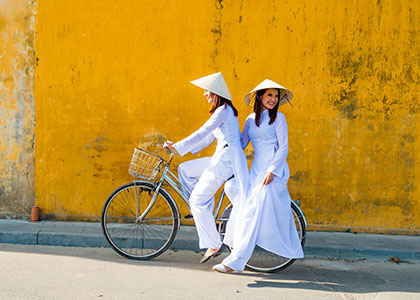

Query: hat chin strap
left=281, top=93, right=294, bottom=107
left=255, top=94, right=272, bottom=110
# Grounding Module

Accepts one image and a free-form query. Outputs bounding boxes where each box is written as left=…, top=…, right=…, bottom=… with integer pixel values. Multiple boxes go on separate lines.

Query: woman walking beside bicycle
left=163, top=72, right=249, bottom=263
left=213, top=79, right=304, bottom=273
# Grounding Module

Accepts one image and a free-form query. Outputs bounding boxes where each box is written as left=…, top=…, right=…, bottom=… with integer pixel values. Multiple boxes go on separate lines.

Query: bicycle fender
left=291, top=199, right=307, bottom=228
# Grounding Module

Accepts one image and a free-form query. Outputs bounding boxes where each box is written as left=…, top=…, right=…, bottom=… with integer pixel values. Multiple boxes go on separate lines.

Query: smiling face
left=260, top=88, right=279, bottom=110
left=203, top=90, right=217, bottom=104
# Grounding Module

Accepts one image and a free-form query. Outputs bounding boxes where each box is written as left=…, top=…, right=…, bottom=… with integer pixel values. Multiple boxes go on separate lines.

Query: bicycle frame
left=135, top=150, right=306, bottom=229
left=135, top=151, right=226, bottom=224
left=164, top=169, right=227, bottom=220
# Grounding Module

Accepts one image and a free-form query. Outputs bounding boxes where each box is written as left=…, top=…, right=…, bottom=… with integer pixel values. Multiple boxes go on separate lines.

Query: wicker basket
left=128, top=148, right=164, bottom=180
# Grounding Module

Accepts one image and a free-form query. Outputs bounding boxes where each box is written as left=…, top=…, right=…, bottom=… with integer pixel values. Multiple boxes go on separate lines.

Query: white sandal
left=212, top=264, right=233, bottom=273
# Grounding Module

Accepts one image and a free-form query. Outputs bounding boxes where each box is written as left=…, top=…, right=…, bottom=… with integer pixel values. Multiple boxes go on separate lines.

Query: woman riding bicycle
left=163, top=72, right=249, bottom=263
left=213, top=79, right=304, bottom=273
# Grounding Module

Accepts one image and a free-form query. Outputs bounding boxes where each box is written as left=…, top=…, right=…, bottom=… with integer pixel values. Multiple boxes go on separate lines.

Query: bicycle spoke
left=102, top=182, right=178, bottom=260
left=117, top=189, right=137, bottom=216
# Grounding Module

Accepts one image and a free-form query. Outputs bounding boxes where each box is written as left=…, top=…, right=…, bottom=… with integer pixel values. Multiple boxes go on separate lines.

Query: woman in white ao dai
left=215, top=79, right=304, bottom=273
left=163, top=73, right=249, bottom=263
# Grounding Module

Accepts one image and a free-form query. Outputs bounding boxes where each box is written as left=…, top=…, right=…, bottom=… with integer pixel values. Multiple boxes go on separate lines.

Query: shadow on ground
left=1, top=243, right=419, bottom=295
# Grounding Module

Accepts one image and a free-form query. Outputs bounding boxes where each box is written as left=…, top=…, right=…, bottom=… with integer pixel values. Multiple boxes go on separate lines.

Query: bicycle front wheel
left=101, top=181, right=179, bottom=260
left=245, top=201, right=306, bottom=272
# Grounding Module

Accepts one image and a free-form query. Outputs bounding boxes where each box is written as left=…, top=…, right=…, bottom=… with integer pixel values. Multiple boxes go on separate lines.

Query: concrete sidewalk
left=1, top=219, right=419, bottom=261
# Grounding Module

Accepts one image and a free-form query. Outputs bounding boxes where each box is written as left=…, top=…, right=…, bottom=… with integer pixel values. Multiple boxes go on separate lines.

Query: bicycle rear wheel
left=101, top=181, right=179, bottom=260
left=219, top=201, right=306, bottom=273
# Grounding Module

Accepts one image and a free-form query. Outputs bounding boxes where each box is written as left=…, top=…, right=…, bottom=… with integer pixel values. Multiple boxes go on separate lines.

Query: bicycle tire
left=218, top=200, right=306, bottom=273
left=245, top=202, right=306, bottom=272
left=101, top=181, right=179, bottom=260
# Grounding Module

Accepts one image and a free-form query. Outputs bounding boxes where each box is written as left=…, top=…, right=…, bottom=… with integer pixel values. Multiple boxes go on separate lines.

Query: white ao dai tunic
left=222, top=110, right=303, bottom=272
left=174, top=105, right=249, bottom=250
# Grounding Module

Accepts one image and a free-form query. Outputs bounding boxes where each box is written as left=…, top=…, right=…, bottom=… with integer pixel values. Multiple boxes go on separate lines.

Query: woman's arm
left=190, top=133, right=216, bottom=154
left=267, top=113, right=289, bottom=177
left=173, top=106, right=229, bottom=156
left=240, top=117, right=251, bottom=149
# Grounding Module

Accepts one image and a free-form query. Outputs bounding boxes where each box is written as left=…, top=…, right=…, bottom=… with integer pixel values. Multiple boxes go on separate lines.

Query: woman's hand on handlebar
left=163, top=141, right=176, bottom=153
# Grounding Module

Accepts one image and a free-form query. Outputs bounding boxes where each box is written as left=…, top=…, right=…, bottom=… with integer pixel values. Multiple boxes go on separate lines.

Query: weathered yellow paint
left=0, top=0, right=35, bottom=217
left=33, top=0, right=420, bottom=233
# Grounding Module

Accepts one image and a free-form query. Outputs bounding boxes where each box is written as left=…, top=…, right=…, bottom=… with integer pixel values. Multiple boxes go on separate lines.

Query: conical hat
left=190, top=72, right=233, bottom=101
left=244, top=79, right=293, bottom=107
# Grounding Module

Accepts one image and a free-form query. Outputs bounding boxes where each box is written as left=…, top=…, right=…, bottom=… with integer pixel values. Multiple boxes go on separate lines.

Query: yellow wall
left=0, top=0, right=35, bottom=217
left=32, top=0, right=420, bottom=233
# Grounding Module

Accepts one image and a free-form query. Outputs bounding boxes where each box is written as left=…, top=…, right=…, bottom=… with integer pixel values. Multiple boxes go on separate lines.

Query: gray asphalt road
left=0, top=244, right=419, bottom=300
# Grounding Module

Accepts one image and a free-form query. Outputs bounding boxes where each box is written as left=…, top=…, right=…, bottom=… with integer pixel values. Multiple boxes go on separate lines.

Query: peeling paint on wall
left=0, top=0, right=36, bottom=218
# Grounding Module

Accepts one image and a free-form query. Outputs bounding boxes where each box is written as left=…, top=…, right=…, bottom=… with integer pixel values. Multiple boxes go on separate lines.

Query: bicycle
left=101, top=147, right=307, bottom=272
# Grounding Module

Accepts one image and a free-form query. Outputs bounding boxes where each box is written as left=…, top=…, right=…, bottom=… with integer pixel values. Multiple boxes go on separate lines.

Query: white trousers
left=178, top=156, right=233, bottom=249
left=223, top=178, right=238, bottom=206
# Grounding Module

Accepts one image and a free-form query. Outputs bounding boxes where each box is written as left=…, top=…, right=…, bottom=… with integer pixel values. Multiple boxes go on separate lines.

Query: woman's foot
left=200, top=244, right=226, bottom=263
left=212, top=264, right=233, bottom=273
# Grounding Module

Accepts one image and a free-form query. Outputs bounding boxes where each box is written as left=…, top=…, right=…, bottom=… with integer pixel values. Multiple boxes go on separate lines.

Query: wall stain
left=0, top=0, right=36, bottom=217
left=244, top=148, right=254, bottom=160
left=210, top=0, right=224, bottom=67
left=232, top=67, right=238, bottom=80
left=238, top=0, right=244, bottom=24
left=70, top=63, right=81, bottom=88
left=90, top=136, right=106, bottom=143
left=93, top=173, right=109, bottom=178
left=93, top=163, right=104, bottom=172
left=137, top=133, right=167, bottom=151
left=86, top=136, right=108, bottom=152
left=327, top=42, right=361, bottom=119
left=290, top=170, right=303, bottom=182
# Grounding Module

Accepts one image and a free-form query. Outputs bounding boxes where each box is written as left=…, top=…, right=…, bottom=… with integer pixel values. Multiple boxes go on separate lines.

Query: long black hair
left=209, top=94, right=238, bottom=116
left=253, top=88, right=279, bottom=126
